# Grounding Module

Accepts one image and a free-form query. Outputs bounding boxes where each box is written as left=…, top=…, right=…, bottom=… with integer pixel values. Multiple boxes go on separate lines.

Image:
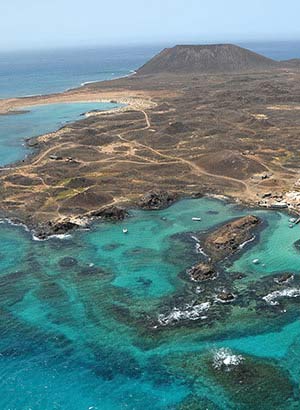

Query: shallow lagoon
left=0, top=101, right=119, bottom=165
left=0, top=197, right=300, bottom=409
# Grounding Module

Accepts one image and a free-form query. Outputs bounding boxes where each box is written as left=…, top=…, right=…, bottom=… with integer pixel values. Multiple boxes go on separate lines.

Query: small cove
left=0, top=101, right=120, bottom=165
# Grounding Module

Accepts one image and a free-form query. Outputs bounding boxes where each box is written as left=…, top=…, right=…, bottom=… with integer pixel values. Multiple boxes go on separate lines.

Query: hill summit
left=137, top=44, right=277, bottom=74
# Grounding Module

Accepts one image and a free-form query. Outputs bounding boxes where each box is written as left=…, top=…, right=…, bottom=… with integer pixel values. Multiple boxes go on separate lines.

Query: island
left=1, top=44, right=300, bottom=237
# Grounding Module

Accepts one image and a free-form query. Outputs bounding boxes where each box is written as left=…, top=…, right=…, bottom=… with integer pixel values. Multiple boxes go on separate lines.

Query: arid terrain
left=1, top=44, right=300, bottom=236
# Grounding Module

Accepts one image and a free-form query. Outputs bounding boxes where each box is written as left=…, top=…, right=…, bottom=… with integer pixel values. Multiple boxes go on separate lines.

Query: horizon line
left=1, top=38, right=300, bottom=54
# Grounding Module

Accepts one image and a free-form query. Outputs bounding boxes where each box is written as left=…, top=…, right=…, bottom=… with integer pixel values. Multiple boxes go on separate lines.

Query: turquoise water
left=1, top=42, right=300, bottom=408
left=0, top=198, right=300, bottom=409
left=230, top=210, right=300, bottom=278
left=0, top=102, right=119, bottom=165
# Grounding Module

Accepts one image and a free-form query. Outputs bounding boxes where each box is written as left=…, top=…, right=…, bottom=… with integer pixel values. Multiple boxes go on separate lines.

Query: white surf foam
left=213, top=348, right=244, bottom=370
left=239, top=235, right=255, bottom=249
left=158, top=301, right=210, bottom=326
left=263, top=288, right=300, bottom=306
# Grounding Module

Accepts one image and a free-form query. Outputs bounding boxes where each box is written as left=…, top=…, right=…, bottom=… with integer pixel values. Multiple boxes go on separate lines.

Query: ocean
left=0, top=42, right=300, bottom=409
left=0, top=42, right=299, bottom=99
left=0, top=45, right=161, bottom=98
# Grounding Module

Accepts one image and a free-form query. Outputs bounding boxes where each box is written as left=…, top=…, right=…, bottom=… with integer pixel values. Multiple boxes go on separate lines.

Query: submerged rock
left=166, top=348, right=295, bottom=410
left=78, top=265, right=109, bottom=276
left=293, top=239, right=300, bottom=251
left=188, top=263, right=216, bottom=282
left=203, top=215, right=261, bottom=261
left=58, top=256, right=78, bottom=268
left=176, top=395, right=221, bottom=410
left=139, top=191, right=177, bottom=210
left=92, top=346, right=141, bottom=381
left=137, top=277, right=153, bottom=287
left=209, top=351, right=295, bottom=410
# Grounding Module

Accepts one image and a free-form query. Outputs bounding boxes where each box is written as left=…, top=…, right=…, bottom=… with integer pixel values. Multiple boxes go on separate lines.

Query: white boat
left=289, top=218, right=296, bottom=223
left=192, top=217, right=202, bottom=221
left=123, top=228, right=128, bottom=234
left=252, top=259, right=260, bottom=265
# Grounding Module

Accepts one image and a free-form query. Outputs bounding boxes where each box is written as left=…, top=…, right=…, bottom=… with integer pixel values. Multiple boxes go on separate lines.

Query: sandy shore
left=0, top=87, right=155, bottom=115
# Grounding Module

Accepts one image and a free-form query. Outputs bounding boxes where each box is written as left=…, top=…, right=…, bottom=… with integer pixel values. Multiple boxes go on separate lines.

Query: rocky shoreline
left=3, top=191, right=181, bottom=240
left=1, top=58, right=300, bottom=239
left=202, top=214, right=261, bottom=262
left=0, top=193, right=283, bottom=241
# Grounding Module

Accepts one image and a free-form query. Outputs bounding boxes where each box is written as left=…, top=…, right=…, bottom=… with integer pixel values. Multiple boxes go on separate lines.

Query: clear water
left=0, top=199, right=300, bottom=409
left=0, top=102, right=119, bottom=165
left=0, top=42, right=300, bottom=409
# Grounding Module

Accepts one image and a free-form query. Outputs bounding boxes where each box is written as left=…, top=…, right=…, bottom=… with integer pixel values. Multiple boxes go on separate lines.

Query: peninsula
left=1, top=44, right=300, bottom=237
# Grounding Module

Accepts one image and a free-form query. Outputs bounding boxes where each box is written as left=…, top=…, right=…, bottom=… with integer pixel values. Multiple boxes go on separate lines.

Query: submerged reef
left=166, top=349, right=296, bottom=410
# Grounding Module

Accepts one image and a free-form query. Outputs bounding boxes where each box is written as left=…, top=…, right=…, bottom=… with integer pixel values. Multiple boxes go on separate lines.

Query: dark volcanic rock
left=34, top=220, right=80, bottom=240
left=139, top=191, right=177, bottom=210
left=274, top=273, right=294, bottom=284
left=92, top=206, right=128, bottom=221
left=203, top=215, right=261, bottom=261
left=188, top=263, right=216, bottom=282
left=165, top=121, right=191, bottom=134
left=216, top=291, right=235, bottom=303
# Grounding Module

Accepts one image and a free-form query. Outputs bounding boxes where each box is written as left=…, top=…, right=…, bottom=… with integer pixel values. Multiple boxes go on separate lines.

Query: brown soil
left=0, top=61, right=300, bottom=233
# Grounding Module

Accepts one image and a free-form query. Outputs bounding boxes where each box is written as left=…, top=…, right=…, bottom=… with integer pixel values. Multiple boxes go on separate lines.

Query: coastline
left=0, top=191, right=293, bottom=242
left=0, top=65, right=300, bottom=237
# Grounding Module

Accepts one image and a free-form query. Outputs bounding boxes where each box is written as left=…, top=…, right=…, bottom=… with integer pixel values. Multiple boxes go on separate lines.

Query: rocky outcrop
left=216, top=291, right=236, bottom=303
left=139, top=191, right=177, bottom=210
left=203, top=215, right=261, bottom=261
left=274, top=273, right=294, bottom=285
left=91, top=206, right=128, bottom=221
left=188, top=263, right=216, bottom=282
left=33, top=206, right=127, bottom=239
left=34, top=220, right=80, bottom=240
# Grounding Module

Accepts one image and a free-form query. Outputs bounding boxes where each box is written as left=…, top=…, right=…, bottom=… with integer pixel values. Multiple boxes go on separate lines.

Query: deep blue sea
left=0, top=45, right=161, bottom=98
left=0, top=42, right=299, bottom=99
left=0, top=42, right=300, bottom=409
